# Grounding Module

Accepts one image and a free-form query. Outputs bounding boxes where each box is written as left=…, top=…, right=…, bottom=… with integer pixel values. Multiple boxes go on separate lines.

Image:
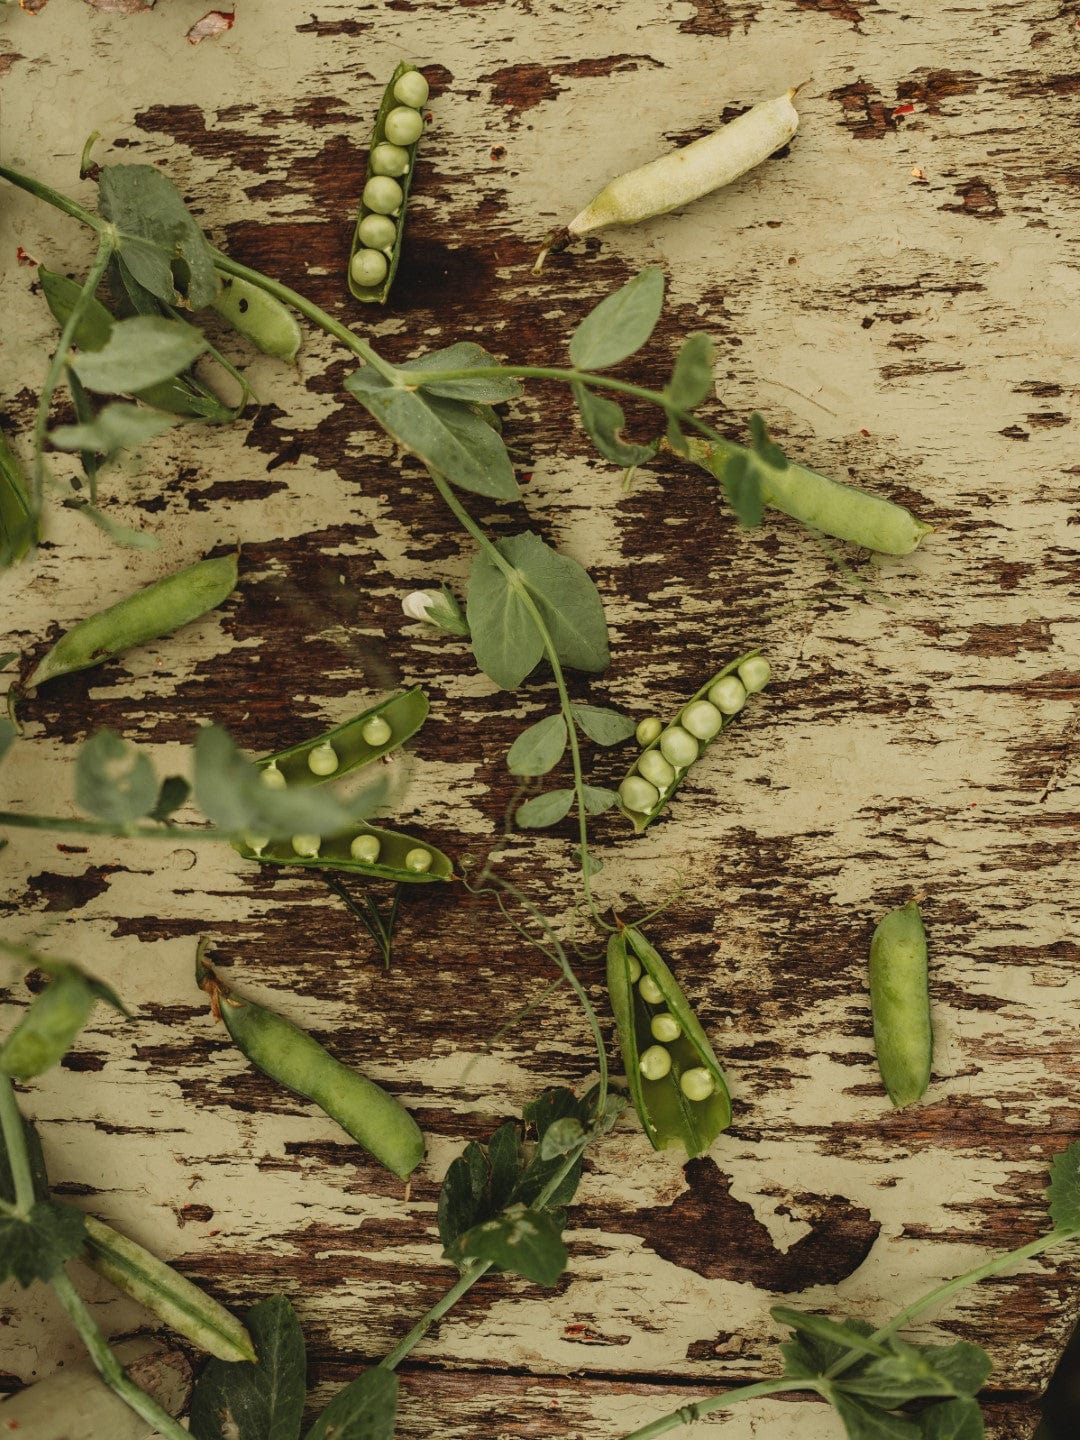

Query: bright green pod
left=348, top=61, right=429, bottom=305
left=606, top=926, right=731, bottom=1157
left=24, top=552, right=238, bottom=691
left=196, top=949, right=425, bottom=1179
left=869, top=901, right=932, bottom=1108
left=618, top=650, right=769, bottom=832
left=82, top=1215, right=256, bottom=1363
left=0, top=969, right=95, bottom=1080
left=210, top=273, right=302, bottom=364
left=0, top=420, right=36, bottom=567
left=234, top=819, right=452, bottom=884
left=249, top=687, right=429, bottom=789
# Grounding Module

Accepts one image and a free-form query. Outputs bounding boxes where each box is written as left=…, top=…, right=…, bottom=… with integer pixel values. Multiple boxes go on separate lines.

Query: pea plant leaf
left=581, top=784, right=617, bottom=815
left=514, top=789, right=575, bottom=829
left=916, top=1398, right=985, bottom=1440
left=304, top=1369, right=398, bottom=1440
left=345, top=368, right=519, bottom=501
left=189, top=1294, right=306, bottom=1440
left=572, top=707, right=635, bottom=749
left=506, top=714, right=567, bottom=776
left=98, top=164, right=220, bottom=311
left=749, top=410, right=789, bottom=470
left=448, top=1202, right=568, bottom=1287
left=499, top=531, right=609, bottom=674
left=465, top=548, right=544, bottom=690
left=38, top=267, right=117, bottom=352
left=51, top=402, right=179, bottom=457
left=568, top=266, right=665, bottom=371
left=665, top=332, right=716, bottom=410
left=396, top=342, right=523, bottom=403
left=839, top=1345, right=958, bottom=1407
left=68, top=316, right=208, bottom=395
left=537, top=1116, right=585, bottom=1161
left=721, top=450, right=765, bottom=528
left=75, top=729, right=159, bottom=826
left=0, top=1112, right=51, bottom=1207
left=149, top=774, right=191, bottom=823
left=775, top=1308, right=877, bottom=1380
left=1047, top=1139, right=1080, bottom=1231
left=0, top=422, right=36, bottom=568
left=0, top=1200, right=87, bottom=1290
left=572, top=383, right=659, bottom=467
left=909, top=1342, right=991, bottom=1399
left=829, top=1393, right=921, bottom=1440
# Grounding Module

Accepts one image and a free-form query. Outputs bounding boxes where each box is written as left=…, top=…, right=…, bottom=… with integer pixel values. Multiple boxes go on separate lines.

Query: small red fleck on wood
left=16, top=247, right=38, bottom=267
left=891, top=103, right=916, bottom=117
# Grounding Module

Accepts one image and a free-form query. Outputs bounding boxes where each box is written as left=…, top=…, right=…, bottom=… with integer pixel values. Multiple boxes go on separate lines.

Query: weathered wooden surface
left=1, top=2, right=1077, bottom=1437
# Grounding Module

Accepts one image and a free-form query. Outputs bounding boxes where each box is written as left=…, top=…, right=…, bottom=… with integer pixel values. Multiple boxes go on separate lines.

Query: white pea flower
left=401, top=585, right=470, bottom=636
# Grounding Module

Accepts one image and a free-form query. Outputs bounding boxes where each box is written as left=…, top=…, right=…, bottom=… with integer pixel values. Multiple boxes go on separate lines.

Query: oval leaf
left=571, top=705, right=635, bottom=746
left=51, top=403, right=178, bottom=456
left=568, top=266, right=665, bottom=371
left=466, top=548, right=545, bottom=690
left=506, top=714, right=567, bottom=777
left=572, top=382, right=659, bottom=467
left=75, top=730, right=159, bottom=825
left=665, top=331, right=716, bottom=410
left=98, top=164, right=220, bottom=311
left=515, top=789, right=575, bottom=829
left=397, top=342, right=523, bottom=403
left=70, top=316, right=208, bottom=395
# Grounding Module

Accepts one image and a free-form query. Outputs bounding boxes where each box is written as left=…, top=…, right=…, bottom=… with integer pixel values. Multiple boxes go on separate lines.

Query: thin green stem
left=32, top=231, right=114, bottom=512
left=0, top=1076, right=35, bottom=1214
left=0, top=165, right=104, bottom=231
left=0, top=811, right=231, bottom=842
left=616, top=1377, right=812, bottom=1440
left=51, top=1269, right=190, bottom=1440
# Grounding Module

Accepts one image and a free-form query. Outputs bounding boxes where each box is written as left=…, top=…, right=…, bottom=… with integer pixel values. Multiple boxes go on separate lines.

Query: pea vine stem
left=615, top=1376, right=811, bottom=1440
left=0, top=1074, right=35, bottom=1214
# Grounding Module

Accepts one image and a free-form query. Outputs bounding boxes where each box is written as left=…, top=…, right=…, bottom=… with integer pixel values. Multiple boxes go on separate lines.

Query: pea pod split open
left=607, top=926, right=731, bottom=1156
left=235, top=820, right=452, bottom=883
left=252, top=687, right=429, bottom=788
left=196, top=946, right=425, bottom=1180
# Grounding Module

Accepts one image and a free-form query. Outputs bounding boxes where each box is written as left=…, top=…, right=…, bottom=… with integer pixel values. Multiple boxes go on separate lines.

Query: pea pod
left=869, top=901, right=932, bottom=1108
left=348, top=62, right=429, bottom=304
left=618, top=651, right=770, bottom=831
left=196, top=946, right=425, bottom=1179
left=251, top=687, right=429, bottom=789
left=82, top=1214, right=256, bottom=1363
left=209, top=273, right=302, bottom=363
left=24, top=551, right=238, bottom=691
left=0, top=967, right=95, bottom=1080
left=39, top=268, right=237, bottom=423
left=0, top=419, right=36, bottom=567
left=606, top=926, right=731, bottom=1156
left=235, top=819, right=452, bottom=883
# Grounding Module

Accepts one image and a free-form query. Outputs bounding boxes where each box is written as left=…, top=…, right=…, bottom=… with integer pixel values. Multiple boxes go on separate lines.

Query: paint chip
left=187, top=10, right=235, bottom=44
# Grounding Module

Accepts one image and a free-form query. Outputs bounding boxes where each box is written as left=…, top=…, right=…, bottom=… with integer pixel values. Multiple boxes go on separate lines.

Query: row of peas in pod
left=348, top=63, right=430, bottom=303
left=618, top=652, right=771, bottom=831
left=233, top=687, right=452, bottom=882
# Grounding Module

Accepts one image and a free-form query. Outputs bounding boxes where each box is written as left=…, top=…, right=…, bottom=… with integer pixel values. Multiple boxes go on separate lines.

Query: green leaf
left=537, top=1116, right=584, bottom=1161
left=449, top=1202, right=568, bottom=1286
left=722, top=450, right=765, bottom=528
left=98, top=165, right=220, bottom=311
left=568, top=267, right=665, bottom=371
left=0, top=422, right=36, bottom=567
left=486, top=1122, right=526, bottom=1214
left=917, top=1398, right=984, bottom=1440
left=912, top=1342, right=992, bottom=1399
left=507, top=714, right=567, bottom=777
left=830, top=1393, right=921, bottom=1440
left=500, top=532, right=609, bottom=674
left=0, top=1112, right=51, bottom=1207
left=75, top=729, right=160, bottom=825
left=149, top=774, right=190, bottom=822
left=571, top=705, right=635, bottom=746
left=466, top=548, right=545, bottom=690
left=773, top=1308, right=885, bottom=1361
left=0, top=968, right=96, bottom=1080
left=775, top=1309, right=878, bottom=1378
left=572, top=383, right=659, bottom=467
left=189, top=1294, right=306, bottom=1440
left=582, top=784, right=617, bottom=815
left=304, top=1368, right=398, bottom=1440
left=345, top=368, right=518, bottom=500
left=50, top=402, right=179, bottom=456
left=66, top=367, right=103, bottom=496
left=39, top=267, right=117, bottom=352
left=396, top=342, right=523, bottom=403
left=437, top=1140, right=493, bottom=1252
left=665, top=332, right=716, bottom=409
left=193, top=726, right=383, bottom=838
left=514, top=789, right=575, bottom=829
left=749, top=411, right=788, bottom=469
left=69, top=316, right=208, bottom=395
left=1048, top=1140, right=1080, bottom=1231
left=0, top=1200, right=87, bottom=1289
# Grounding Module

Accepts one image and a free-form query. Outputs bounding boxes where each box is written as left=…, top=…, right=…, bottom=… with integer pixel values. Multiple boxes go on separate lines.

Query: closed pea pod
left=196, top=945, right=424, bottom=1179
left=209, top=273, right=302, bottom=364
left=24, top=551, right=238, bottom=692
left=618, top=650, right=770, bottom=831
left=606, top=926, right=731, bottom=1157
left=869, top=900, right=932, bottom=1108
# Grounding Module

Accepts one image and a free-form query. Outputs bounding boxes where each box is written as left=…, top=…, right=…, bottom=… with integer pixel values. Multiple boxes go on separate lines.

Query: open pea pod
left=617, top=649, right=770, bottom=832
left=348, top=61, right=429, bottom=304
left=254, top=687, right=429, bottom=788
left=234, top=819, right=452, bottom=883
left=606, top=926, right=731, bottom=1157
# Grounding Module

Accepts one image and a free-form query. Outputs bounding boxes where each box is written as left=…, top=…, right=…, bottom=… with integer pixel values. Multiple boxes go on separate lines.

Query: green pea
left=659, top=726, right=698, bottom=768
left=738, top=655, right=772, bottom=693
left=361, top=714, right=393, bottom=747
left=638, top=749, right=676, bottom=791
left=350, top=833, right=382, bottom=864
left=370, top=141, right=411, bottom=178
left=681, top=699, right=723, bottom=741
left=639, top=1045, right=672, bottom=1081
left=619, top=775, right=660, bottom=813
left=291, top=834, right=321, bottom=858
left=358, top=212, right=398, bottom=250
left=24, top=553, right=238, bottom=692
left=679, top=1067, right=715, bottom=1101
left=307, top=742, right=339, bottom=777
left=392, top=71, right=429, bottom=108
left=638, top=974, right=664, bottom=1006
left=244, top=833, right=271, bottom=856
left=627, top=951, right=642, bottom=984
left=260, top=762, right=287, bottom=790
left=869, top=901, right=932, bottom=1108
left=635, top=716, right=663, bottom=746
left=384, top=106, right=424, bottom=147
left=362, top=176, right=403, bottom=215
left=708, top=675, right=747, bottom=715
left=350, top=248, right=390, bottom=289
left=0, top=969, right=95, bottom=1080
left=404, top=847, right=432, bottom=873
left=650, top=1011, right=682, bottom=1043
left=210, top=274, right=303, bottom=364
left=197, top=949, right=424, bottom=1179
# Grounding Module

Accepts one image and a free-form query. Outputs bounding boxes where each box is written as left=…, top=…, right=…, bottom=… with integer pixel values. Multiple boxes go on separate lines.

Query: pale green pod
left=869, top=901, right=932, bottom=1108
